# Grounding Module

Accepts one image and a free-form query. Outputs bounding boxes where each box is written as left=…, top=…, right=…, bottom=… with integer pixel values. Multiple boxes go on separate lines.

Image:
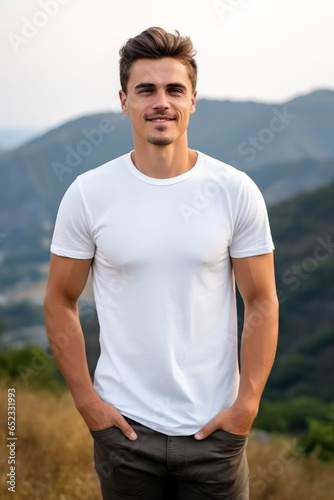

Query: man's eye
left=138, top=89, right=153, bottom=94
left=169, top=88, right=183, bottom=93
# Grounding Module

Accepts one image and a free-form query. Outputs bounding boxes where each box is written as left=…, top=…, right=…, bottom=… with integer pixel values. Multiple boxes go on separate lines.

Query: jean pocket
left=217, top=428, right=249, bottom=440
left=214, top=429, right=248, bottom=457
left=89, top=425, right=118, bottom=437
left=196, top=430, right=249, bottom=497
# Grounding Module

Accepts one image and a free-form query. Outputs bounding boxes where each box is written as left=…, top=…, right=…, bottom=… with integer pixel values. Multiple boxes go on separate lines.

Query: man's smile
left=146, top=115, right=176, bottom=123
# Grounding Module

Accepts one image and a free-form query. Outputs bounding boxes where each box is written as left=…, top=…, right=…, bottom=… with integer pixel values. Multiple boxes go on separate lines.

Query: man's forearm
left=44, top=299, right=138, bottom=439
left=194, top=255, right=279, bottom=439
left=235, top=295, right=279, bottom=415
left=194, top=295, right=278, bottom=440
left=44, top=300, right=99, bottom=409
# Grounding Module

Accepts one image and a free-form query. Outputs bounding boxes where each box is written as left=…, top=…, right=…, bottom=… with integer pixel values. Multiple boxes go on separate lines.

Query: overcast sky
left=1, top=0, right=334, bottom=129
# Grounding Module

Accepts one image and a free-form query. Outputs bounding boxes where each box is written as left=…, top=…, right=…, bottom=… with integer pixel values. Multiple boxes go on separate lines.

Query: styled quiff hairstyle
left=119, top=27, right=197, bottom=93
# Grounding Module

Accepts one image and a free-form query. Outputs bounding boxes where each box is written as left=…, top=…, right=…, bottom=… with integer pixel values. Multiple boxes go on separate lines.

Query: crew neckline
left=125, top=150, right=202, bottom=185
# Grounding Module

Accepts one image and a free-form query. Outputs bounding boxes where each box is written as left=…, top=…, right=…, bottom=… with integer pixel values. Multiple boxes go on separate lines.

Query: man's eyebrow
left=166, top=83, right=187, bottom=90
left=134, top=82, right=187, bottom=90
left=135, top=83, right=156, bottom=90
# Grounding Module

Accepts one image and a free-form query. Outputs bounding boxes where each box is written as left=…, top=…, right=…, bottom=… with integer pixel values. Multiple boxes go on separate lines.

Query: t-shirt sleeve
left=229, top=174, right=274, bottom=258
left=50, top=178, right=95, bottom=259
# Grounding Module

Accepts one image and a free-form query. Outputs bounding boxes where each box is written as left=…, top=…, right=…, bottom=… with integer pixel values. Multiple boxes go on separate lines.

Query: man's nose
left=152, top=90, right=169, bottom=109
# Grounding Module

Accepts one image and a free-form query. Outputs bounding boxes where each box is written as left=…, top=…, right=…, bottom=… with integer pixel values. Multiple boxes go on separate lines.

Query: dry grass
left=0, top=382, right=99, bottom=500
left=247, top=435, right=334, bottom=499
left=1, top=383, right=333, bottom=499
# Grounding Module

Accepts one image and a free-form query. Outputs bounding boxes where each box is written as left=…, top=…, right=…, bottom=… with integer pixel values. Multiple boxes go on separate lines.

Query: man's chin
left=147, top=136, right=174, bottom=146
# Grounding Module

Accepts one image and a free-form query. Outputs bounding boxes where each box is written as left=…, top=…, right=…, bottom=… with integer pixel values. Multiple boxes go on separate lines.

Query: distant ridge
left=0, top=89, right=334, bottom=232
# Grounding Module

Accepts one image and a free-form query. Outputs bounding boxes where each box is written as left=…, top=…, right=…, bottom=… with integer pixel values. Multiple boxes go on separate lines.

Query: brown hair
left=119, top=27, right=197, bottom=93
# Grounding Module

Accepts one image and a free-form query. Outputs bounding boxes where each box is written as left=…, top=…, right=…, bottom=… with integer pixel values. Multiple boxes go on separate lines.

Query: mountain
left=1, top=89, right=334, bottom=233
left=189, top=89, right=334, bottom=170
left=252, top=157, right=334, bottom=204
left=0, top=127, right=45, bottom=151
left=264, top=180, right=334, bottom=402
left=0, top=112, right=132, bottom=232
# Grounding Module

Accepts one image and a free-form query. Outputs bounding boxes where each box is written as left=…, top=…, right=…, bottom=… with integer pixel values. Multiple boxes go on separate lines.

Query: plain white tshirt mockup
left=50, top=151, right=274, bottom=436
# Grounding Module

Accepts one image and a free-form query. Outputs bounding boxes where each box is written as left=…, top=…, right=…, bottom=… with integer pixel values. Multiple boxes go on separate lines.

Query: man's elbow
left=246, top=288, right=279, bottom=313
left=244, top=290, right=279, bottom=333
left=43, top=289, right=77, bottom=317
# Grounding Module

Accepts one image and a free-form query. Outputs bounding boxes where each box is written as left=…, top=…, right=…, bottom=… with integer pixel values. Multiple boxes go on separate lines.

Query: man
left=44, top=27, right=279, bottom=500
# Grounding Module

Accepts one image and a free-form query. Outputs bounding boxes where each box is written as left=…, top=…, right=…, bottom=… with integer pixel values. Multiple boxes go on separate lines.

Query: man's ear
left=190, top=90, right=197, bottom=114
left=119, top=90, right=130, bottom=115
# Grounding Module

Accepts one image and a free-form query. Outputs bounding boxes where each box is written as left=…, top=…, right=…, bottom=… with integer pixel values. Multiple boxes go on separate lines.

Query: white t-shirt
left=51, top=151, right=274, bottom=436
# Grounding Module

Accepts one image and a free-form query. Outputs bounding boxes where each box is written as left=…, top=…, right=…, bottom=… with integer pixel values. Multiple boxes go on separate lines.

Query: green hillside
left=264, top=181, right=334, bottom=403
left=0, top=179, right=333, bottom=433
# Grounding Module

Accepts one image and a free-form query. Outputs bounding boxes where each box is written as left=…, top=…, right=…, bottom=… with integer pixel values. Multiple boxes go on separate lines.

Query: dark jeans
left=90, top=416, right=249, bottom=500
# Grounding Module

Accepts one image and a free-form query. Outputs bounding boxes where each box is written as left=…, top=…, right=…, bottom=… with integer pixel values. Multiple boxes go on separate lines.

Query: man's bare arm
left=195, top=252, right=279, bottom=439
left=43, top=254, right=137, bottom=440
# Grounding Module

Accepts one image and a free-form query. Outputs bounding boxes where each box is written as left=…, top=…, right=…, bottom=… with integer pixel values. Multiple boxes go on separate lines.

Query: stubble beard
left=147, top=135, right=174, bottom=146
left=145, top=114, right=177, bottom=146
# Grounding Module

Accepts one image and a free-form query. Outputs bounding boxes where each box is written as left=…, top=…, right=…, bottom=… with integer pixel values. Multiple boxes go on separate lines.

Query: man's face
left=119, top=57, right=197, bottom=147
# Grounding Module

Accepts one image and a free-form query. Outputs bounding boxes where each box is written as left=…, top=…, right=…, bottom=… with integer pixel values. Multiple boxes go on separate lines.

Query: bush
left=0, top=346, right=65, bottom=393
left=255, top=397, right=329, bottom=433
left=299, top=406, right=334, bottom=461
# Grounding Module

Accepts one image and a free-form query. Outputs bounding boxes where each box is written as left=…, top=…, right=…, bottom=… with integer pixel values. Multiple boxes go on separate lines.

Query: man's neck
left=131, top=141, right=198, bottom=179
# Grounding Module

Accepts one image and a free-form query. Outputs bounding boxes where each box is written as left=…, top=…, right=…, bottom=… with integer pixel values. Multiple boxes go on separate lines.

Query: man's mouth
left=146, top=116, right=176, bottom=123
